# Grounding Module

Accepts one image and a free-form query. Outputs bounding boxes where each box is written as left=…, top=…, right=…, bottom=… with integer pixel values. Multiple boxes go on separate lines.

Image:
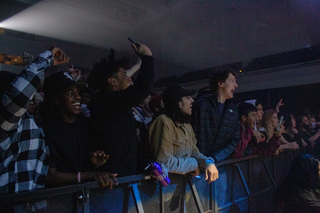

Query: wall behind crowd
left=0, top=31, right=110, bottom=74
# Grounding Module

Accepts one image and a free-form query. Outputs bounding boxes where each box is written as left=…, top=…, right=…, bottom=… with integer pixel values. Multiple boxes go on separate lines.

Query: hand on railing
left=91, top=172, right=118, bottom=189
left=146, top=162, right=170, bottom=187
left=205, top=164, right=219, bottom=183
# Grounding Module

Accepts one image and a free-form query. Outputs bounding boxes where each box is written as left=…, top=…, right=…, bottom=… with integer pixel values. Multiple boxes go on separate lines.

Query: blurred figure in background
left=277, top=154, right=320, bottom=212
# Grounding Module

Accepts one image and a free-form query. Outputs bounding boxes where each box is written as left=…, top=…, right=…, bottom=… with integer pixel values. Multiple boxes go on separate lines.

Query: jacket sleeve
left=192, top=98, right=213, bottom=155
left=0, top=50, right=53, bottom=131
left=232, top=127, right=253, bottom=158
left=100, top=55, right=154, bottom=111
left=149, top=117, right=198, bottom=175
left=189, top=126, right=213, bottom=168
left=258, top=135, right=280, bottom=156
left=211, top=120, right=240, bottom=162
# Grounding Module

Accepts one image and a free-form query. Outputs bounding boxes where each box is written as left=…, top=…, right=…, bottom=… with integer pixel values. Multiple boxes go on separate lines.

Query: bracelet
left=77, top=172, right=81, bottom=183
left=205, top=159, right=214, bottom=167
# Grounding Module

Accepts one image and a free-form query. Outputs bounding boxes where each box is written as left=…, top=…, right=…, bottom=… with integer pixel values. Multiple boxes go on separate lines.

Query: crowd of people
left=1, top=42, right=320, bottom=211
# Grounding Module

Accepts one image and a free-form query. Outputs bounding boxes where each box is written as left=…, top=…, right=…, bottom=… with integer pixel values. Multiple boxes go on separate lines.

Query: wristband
left=205, top=159, right=214, bottom=167
left=77, top=172, right=81, bottom=183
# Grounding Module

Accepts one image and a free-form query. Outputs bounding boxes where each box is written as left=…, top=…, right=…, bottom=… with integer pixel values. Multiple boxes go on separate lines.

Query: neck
left=61, top=113, right=77, bottom=123
left=216, top=93, right=226, bottom=103
left=256, top=120, right=262, bottom=129
left=109, top=86, right=120, bottom=92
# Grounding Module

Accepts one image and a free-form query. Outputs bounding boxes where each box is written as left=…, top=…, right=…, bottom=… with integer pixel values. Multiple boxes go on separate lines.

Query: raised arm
left=0, top=47, right=68, bottom=131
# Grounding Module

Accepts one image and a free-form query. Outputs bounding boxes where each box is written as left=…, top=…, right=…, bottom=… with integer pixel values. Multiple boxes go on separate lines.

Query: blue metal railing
left=0, top=151, right=296, bottom=213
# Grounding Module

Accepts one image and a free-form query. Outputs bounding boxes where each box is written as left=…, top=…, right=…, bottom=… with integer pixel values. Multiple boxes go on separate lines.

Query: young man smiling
left=192, top=67, right=240, bottom=164
left=232, top=103, right=265, bottom=158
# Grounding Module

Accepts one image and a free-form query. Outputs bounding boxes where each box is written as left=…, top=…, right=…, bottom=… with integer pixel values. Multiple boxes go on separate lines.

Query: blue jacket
left=192, top=94, right=240, bottom=163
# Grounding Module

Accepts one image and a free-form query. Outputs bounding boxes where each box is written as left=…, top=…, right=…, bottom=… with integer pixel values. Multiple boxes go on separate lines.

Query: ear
left=178, top=101, right=182, bottom=108
left=107, top=78, right=117, bottom=86
left=241, top=115, right=247, bottom=123
left=218, top=81, right=224, bottom=87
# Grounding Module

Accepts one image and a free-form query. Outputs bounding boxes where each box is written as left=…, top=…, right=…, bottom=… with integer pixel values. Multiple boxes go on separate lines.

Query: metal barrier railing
left=0, top=151, right=296, bottom=213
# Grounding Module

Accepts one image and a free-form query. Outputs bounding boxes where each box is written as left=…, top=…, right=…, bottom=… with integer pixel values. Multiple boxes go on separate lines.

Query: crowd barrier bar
left=0, top=151, right=296, bottom=213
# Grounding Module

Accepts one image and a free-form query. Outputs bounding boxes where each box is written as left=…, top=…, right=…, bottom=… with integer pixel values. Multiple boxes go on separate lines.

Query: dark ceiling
left=1, top=0, right=320, bottom=79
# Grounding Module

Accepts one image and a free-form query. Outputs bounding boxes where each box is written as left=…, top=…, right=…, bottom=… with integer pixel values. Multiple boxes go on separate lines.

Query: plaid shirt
left=0, top=50, right=53, bottom=194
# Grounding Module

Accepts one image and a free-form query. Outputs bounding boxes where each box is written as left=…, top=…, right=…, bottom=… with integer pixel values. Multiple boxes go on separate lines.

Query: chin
left=73, top=110, right=81, bottom=115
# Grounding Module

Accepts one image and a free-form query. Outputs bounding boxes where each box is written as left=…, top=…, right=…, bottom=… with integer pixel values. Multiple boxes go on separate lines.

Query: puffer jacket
left=192, top=94, right=240, bottom=163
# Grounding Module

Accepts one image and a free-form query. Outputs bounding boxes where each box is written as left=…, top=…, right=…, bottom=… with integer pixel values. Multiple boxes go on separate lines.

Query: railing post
left=263, top=159, right=277, bottom=189
left=159, top=184, right=164, bottom=213
left=76, top=187, right=90, bottom=213
left=188, top=176, right=205, bottom=213
left=212, top=181, right=217, bottom=213
left=235, top=163, right=257, bottom=213
left=131, top=183, right=144, bottom=213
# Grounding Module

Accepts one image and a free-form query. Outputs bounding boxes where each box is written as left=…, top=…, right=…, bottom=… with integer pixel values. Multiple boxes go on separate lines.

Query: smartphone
left=277, top=116, right=284, bottom=131
left=128, top=37, right=140, bottom=47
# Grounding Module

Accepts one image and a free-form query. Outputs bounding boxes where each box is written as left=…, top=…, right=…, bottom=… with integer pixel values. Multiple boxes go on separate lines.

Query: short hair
left=209, top=67, right=236, bottom=93
left=237, top=102, right=257, bottom=121
left=255, top=100, right=263, bottom=108
left=87, top=58, right=121, bottom=92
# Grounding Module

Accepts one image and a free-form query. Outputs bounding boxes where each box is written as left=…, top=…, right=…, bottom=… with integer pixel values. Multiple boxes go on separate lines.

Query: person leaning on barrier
left=231, top=103, right=265, bottom=158
left=39, top=72, right=117, bottom=188
left=192, top=67, right=240, bottom=163
left=149, top=85, right=219, bottom=183
left=0, top=47, right=68, bottom=195
left=260, top=109, right=299, bottom=155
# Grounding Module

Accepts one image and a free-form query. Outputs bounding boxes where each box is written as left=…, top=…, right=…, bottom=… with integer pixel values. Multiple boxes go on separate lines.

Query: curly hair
left=87, top=58, right=121, bottom=92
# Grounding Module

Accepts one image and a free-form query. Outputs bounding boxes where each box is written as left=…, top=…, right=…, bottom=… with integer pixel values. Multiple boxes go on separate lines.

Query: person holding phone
left=259, top=109, right=299, bottom=156
left=232, top=103, right=266, bottom=158
left=89, top=40, right=154, bottom=176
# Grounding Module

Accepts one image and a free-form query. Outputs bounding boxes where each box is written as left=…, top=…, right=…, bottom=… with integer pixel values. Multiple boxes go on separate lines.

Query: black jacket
left=90, top=56, right=154, bottom=176
left=192, top=94, right=240, bottom=163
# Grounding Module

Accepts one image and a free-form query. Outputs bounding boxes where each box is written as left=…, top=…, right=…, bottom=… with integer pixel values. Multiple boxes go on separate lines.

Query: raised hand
left=275, top=98, right=285, bottom=113
left=91, top=151, right=109, bottom=167
left=49, top=46, right=70, bottom=65
left=131, top=43, right=152, bottom=57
